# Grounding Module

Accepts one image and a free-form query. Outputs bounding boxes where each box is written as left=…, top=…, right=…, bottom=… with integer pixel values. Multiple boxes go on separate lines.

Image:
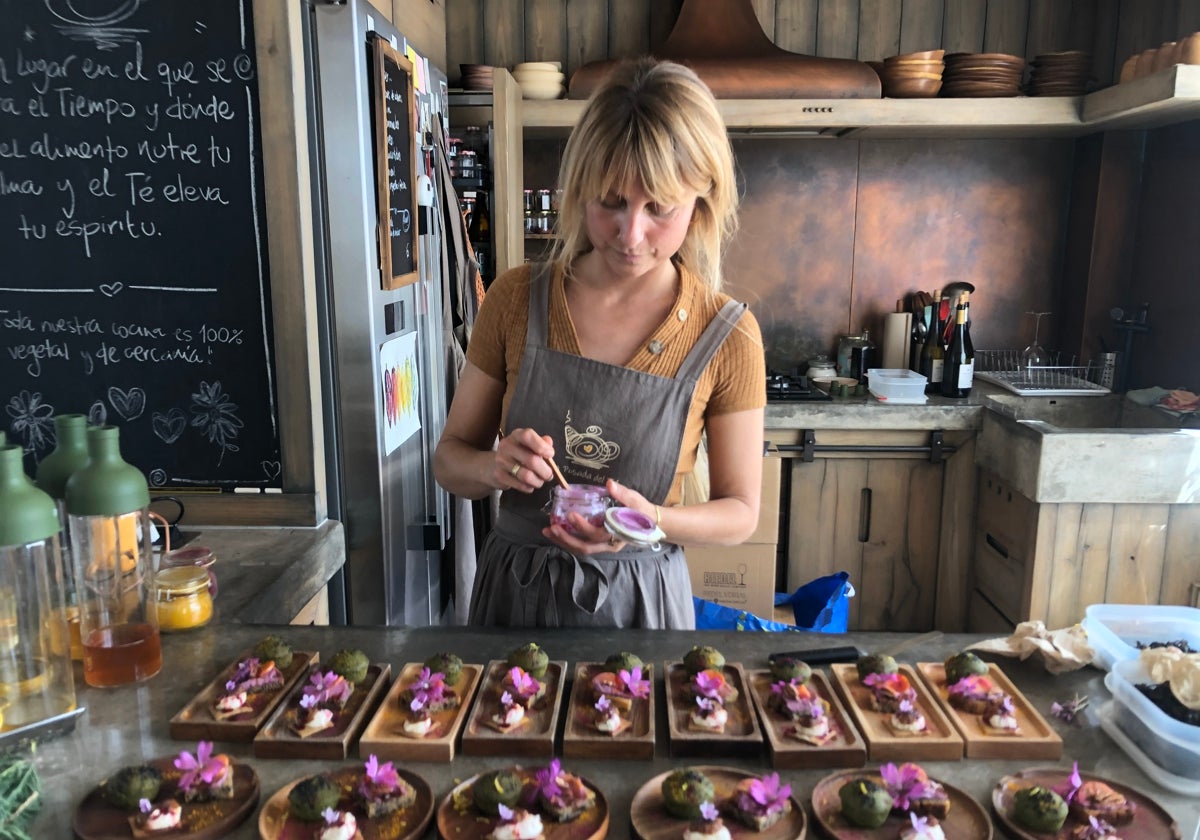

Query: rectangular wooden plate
left=914, top=661, right=1063, bottom=759
left=358, top=662, right=483, bottom=762
left=829, top=663, right=964, bottom=761
left=562, top=662, right=655, bottom=761
left=747, top=670, right=867, bottom=769
left=664, top=661, right=764, bottom=759
left=168, top=650, right=318, bottom=742
left=460, top=660, right=566, bottom=759
left=252, top=662, right=391, bottom=760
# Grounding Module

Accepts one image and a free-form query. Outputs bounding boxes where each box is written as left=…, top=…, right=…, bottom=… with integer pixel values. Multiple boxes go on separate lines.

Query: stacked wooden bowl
left=459, top=64, right=494, bottom=91
left=1119, top=32, right=1200, bottom=83
left=941, top=52, right=1025, bottom=97
left=877, top=49, right=945, bottom=97
left=1027, top=51, right=1092, bottom=96
left=512, top=62, right=565, bottom=100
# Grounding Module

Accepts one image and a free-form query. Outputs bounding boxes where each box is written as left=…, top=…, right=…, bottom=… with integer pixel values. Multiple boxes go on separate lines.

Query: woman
left=433, top=58, right=765, bottom=628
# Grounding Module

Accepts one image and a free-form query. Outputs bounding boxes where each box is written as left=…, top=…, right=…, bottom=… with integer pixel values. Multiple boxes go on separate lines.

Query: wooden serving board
left=812, top=768, right=992, bottom=840
left=436, top=765, right=609, bottom=840
left=258, top=765, right=434, bottom=840
left=168, top=650, right=317, bottom=742
left=828, top=663, right=963, bottom=762
left=915, top=662, right=1063, bottom=760
left=459, top=660, right=566, bottom=758
left=747, top=670, right=866, bottom=769
left=562, top=662, right=655, bottom=761
left=630, top=765, right=806, bottom=840
left=252, top=663, right=391, bottom=760
left=73, top=756, right=259, bottom=840
left=358, top=662, right=483, bottom=762
left=664, top=662, right=764, bottom=759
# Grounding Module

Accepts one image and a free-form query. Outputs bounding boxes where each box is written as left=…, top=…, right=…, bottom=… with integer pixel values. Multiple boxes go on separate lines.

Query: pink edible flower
left=700, top=801, right=719, bottom=822
left=139, top=799, right=152, bottom=814
left=1050, top=693, right=1090, bottom=724
left=409, top=691, right=428, bottom=714
left=947, top=674, right=994, bottom=697
left=226, top=657, right=259, bottom=692
left=498, top=803, right=516, bottom=821
left=692, top=670, right=725, bottom=700
left=1079, top=815, right=1117, bottom=839
left=1053, top=761, right=1083, bottom=803
left=174, top=741, right=226, bottom=795
left=786, top=695, right=824, bottom=719
left=533, top=759, right=564, bottom=802
left=322, top=807, right=341, bottom=825
left=619, top=667, right=651, bottom=699
left=409, top=667, right=447, bottom=705
left=594, top=695, right=612, bottom=713
left=909, top=813, right=932, bottom=833
left=359, top=754, right=401, bottom=799
left=499, top=690, right=516, bottom=709
left=735, top=772, right=791, bottom=817
left=695, top=696, right=717, bottom=712
left=505, top=667, right=541, bottom=703
left=898, top=698, right=915, bottom=714
left=880, top=762, right=939, bottom=812
left=302, top=670, right=352, bottom=708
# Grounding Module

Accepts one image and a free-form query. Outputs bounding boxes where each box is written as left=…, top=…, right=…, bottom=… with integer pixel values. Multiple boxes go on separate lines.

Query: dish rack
left=975, top=350, right=1110, bottom=396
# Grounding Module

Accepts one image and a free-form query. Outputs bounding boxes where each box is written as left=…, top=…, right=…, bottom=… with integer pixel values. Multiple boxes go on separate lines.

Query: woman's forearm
left=433, top=435, right=498, bottom=500
left=659, top=494, right=759, bottom=547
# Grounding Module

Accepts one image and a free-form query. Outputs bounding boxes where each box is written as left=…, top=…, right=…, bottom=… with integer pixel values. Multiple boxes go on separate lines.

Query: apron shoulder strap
left=676, top=299, right=747, bottom=381
left=525, top=262, right=553, bottom=347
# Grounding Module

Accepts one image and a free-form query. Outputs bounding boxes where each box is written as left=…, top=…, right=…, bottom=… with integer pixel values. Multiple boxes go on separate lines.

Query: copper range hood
left=568, top=0, right=881, bottom=101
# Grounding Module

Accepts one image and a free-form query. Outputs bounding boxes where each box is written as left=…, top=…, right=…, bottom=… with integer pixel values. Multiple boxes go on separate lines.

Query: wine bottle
left=919, top=289, right=944, bottom=393
left=941, top=291, right=974, bottom=398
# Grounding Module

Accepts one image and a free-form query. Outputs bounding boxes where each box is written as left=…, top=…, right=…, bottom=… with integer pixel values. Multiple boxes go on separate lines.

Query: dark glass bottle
left=919, top=289, right=944, bottom=393
left=941, top=291, right=975, bottom=398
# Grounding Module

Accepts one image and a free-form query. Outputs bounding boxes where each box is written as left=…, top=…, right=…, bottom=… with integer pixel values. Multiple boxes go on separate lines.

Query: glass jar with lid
left=154, top=565, right=213, bottom=632
left=805, top=355, right=837, bottom=380
left=546, top=484, right=610, bottom=535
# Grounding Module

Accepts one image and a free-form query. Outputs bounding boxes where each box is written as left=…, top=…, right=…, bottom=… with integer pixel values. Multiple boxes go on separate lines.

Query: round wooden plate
left=992, top=766, right=1181, bottom=840
left=258, top=766, right=433, bottom=840
left=436, top=765, right=609, bottom=840
left=810, top=769, right=991, bottom=840
left=73, top=757, right=259, bottom=840
left=630, top=766, right=806, bottom=840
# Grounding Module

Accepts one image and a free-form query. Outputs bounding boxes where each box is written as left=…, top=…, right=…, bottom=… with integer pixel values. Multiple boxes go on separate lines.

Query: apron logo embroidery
left=564, top=421, right=620, bottom=469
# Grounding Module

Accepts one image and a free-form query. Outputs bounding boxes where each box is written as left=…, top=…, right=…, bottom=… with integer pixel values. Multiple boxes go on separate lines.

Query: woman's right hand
left=496, top=427, right=556, bottom=492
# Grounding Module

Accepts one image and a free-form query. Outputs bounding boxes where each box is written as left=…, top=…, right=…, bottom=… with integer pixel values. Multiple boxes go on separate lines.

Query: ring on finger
left=510, top=462, right=522, bottom=477
left=608, top=535, right=619, bottom=547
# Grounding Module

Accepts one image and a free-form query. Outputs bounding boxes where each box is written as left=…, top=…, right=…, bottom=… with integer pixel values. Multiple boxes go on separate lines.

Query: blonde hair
left=550, top=58, right=738, bottom=292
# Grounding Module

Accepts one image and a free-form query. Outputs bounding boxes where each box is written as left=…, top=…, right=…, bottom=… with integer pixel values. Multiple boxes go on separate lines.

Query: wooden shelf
left=519, top=65, right=1200, bottom=139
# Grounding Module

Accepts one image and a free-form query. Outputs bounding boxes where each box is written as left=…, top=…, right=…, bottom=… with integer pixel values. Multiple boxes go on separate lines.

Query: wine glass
left=1022, top=311, right=1051, bottom=369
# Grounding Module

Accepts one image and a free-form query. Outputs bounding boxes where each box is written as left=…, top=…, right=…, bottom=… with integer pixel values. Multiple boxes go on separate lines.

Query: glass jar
left=162, top=545, right=217, bottom=597
left=154, top=566, right=213, bottom=632
left=522, top=188, right=535, bottom=233
left=547, top=484, right=610, bottom=534
left=458, top=150, right=478, bottom=179
left=836, top=331, right=875, bottom=382
left=805, top=355, right=837, bottom=380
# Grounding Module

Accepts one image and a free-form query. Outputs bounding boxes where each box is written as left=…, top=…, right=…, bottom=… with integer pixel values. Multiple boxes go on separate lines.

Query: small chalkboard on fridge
left=370, top=35, right=418, bottom=289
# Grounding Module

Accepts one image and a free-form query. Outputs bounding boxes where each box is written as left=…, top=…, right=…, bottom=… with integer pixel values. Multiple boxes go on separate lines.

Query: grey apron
left=467, top=263, right=745, bottom=628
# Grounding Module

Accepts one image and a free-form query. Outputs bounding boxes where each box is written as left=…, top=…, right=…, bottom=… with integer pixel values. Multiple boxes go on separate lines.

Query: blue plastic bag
left=693, top=597, right=799, bottom=632
left=775, top=571, right=853, bottom=633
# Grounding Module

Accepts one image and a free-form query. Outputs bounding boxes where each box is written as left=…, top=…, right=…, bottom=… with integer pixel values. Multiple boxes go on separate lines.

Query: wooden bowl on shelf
left=883, top=77, right=943, bottom=98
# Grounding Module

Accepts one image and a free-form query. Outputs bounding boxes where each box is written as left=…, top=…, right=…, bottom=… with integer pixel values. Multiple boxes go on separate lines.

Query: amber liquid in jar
left=82, top=622, right=162, bottom=687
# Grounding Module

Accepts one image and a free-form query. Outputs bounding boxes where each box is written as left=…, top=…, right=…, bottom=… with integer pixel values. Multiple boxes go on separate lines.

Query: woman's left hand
left=541, top=479, right=657, bottom=554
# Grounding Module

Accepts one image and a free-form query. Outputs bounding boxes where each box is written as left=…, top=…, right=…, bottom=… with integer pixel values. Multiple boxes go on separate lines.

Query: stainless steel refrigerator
left=303, top=0, right=452, bottom=626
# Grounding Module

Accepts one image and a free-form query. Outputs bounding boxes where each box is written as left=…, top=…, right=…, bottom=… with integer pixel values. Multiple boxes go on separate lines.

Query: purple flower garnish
left=174, top=741, right=226, bottom=795
left=300, top=692, right=319, bottom=710
left=595, top=695, right=611, bottom=713
left=769, top=680, right=789, bottom=696
left=786, top=696, right=824, bottom=719
left=619, top=667, right=651, bottom=699
left=301, top=670, right=352, bottom=709
left=695, top=696, right=716, bottom=712
left=410, top=667, right=447, bottom=705
left=533, top=759, right=564, bottom=802
left=363, top=754, right=400, bottom=789
left=322, top=807, right=340, bottom=825
left=996, top=695, right=1015, bottom=716
left=499, top=690, right=516, bottom=709
left=498, top=803, right=515, bottom=821
left=880, top=762, right=939, bottom=811
left=139, top=799, right=152, bottom=814
left=692, top=670, right=725, bottom=700
left=700, top=801, right=719, bottom=822
left=1050, top=693, right=1090, bottom=724
left=736, top=772, right=791, bottom=817
left=1053, top=761, right=1083, bottom=803
left=506, top=667, right=541, bottom=702
left=898, top=698, right=915, bottom=714
left=909, top=813, right=931, bottom=831
left=409, top=692, right=428, bottom=714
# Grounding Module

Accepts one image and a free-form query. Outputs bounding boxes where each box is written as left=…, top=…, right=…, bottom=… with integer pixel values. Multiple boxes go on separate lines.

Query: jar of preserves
left=547, top=484, right=609, bottom=535
left=154, top=565, right=213, bottom=631
left=458, top=150, right=478, bottom=179
left=162, top=545, right=217, bottom=597
left=523, top=188, right=535, bottom=233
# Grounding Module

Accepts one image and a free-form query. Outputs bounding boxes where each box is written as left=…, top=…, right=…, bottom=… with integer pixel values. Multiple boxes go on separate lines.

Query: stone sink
left=976, top=393, right=1200, bottom=503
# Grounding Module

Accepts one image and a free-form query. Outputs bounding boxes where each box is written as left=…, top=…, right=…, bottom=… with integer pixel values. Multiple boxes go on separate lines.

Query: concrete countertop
left=765, top=384, right=995, bottom=431
left=27, top=626, right=1200, bottom=838
left=177, top=519, right=345, bottom=624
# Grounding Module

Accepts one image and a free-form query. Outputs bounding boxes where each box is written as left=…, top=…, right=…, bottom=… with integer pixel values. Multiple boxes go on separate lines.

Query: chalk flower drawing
left=6, top=390, right=56, bottom=453
left=190, top=381, right=243, bottom=464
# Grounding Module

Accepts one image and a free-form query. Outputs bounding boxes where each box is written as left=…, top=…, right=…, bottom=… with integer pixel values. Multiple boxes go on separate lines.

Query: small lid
left=163, top=545, right=215, bottom=569
left=604, top=506, right=665, bottom=547
left=155, top=565, right=210, bottom=596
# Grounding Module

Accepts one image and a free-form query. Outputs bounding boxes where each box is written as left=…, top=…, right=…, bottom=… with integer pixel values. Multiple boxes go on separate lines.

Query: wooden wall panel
left=1161, top=506, right=1200, bottom=606
left=1025, top=0, right=1073, bottom=59
left=983, top=0, right=1030, bottom=57
left=394, top=0, right=447, bottom=72
left=774, top=0, right=819, bottom=54
left=1084, top=0, right=1118, bottom=87
left=482, top=0, right=523, bottom=69
left=751, top=0, right=777, bottom=41
left=445, top=0, right=481, bottom=83
left=566, top=0, right=608, bottom=78
left=1044, top=503, right=1112, bottom=629
left=609, top=0, right=651, bottom=59
left=857, top=0, right=901, bottom=60
left=1105, top=504, right=1170, bottom=605
left=942, top=0, right=987, bottom=54
left=899, top=0, right=945, bottom=55
left=524, top=0, right=566, bottom=64
left=817, top=0, right=861, bottom=59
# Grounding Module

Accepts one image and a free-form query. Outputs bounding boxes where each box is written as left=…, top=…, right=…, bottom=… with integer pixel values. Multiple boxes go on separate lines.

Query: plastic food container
left=1104, top=656, right=1200, bottom=780
left=1082, top=603, right=1200, bottom=671
left=868, top=368, right=928, bottom=402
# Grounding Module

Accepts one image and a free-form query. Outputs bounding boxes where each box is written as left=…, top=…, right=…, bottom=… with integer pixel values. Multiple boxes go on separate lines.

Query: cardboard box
left=685, top=543, right=776, bottom=619
left=681, top=455, right=781, bottom=545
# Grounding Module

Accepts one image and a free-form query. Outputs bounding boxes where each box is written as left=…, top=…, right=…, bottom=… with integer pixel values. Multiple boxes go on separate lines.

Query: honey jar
left=154, top=566, right=213, bottom=632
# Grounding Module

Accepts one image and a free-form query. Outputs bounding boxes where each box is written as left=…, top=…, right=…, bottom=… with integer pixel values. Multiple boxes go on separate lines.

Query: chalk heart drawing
left=88, top=401, right=107, bottom=426
left=152, top=409, right=186, bottom=444
left=98, top=282, right=124, bottom=297
left=261, top=460, right=281, bottom=480
left=108, top=386, right=146, bottom=421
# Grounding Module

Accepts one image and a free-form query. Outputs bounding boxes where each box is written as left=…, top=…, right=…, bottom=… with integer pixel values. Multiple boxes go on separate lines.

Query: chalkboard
left=370, top=35, right=418, bottom=289
left=0, top=0, right=281, bottom=490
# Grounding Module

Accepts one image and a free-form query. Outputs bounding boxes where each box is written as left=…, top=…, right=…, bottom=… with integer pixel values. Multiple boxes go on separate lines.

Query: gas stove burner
left=766, top=369, right=833, bottom=402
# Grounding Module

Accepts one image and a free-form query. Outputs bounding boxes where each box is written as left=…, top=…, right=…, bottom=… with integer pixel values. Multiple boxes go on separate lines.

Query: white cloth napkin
left=966, top=620, right=1094, bottom=674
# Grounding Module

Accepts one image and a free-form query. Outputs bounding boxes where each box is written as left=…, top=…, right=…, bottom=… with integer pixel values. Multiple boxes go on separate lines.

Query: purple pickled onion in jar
left=548, top=484, right=609, bottom=533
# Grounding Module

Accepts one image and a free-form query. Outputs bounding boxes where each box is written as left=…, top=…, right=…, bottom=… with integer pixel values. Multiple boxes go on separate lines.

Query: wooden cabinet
left=775, top=429, right=976, bottom=633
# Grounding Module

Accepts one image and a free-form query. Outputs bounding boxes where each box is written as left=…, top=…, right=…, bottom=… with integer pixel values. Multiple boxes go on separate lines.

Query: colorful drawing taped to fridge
left=379, top=332, right=421, bottom=455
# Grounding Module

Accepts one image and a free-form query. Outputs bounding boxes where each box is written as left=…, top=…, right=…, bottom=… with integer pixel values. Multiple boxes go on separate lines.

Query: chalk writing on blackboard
left=370, top=35, right=418, bottom=289
left=0, top=0, right=280, bottom=488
